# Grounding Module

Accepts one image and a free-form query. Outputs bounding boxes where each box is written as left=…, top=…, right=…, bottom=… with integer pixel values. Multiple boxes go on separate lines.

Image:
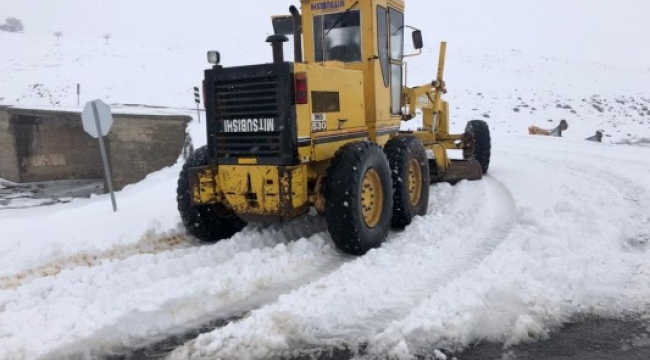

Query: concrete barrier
left=0, top=106, right=190, bottom=190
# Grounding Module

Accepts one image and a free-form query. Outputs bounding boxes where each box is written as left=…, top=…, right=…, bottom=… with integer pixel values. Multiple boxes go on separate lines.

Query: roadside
left=106, top=316, right=650, bottom=360
left=454, top=316, right=650, bottom=360
left=0, top=178, right=103, bottom=209
left=3, top=179, right=649, bottom=360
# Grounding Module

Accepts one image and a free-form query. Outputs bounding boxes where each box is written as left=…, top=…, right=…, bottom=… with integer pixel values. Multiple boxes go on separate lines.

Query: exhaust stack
left=266, top=35, right=289, bottom=64
left=289, top=5, right=303, bottom=62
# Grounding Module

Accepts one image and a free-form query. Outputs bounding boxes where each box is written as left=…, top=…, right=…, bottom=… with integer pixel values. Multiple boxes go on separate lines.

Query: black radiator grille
left=215, top=77, right=279, bottom=119
left=205, top=62, right=297, bottom=165
left=213, top=132, right=282, bottom=158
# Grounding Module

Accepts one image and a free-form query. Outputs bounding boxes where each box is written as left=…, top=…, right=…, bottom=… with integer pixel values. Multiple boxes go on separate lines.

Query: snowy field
left=1, top=0, right=650, bottom=359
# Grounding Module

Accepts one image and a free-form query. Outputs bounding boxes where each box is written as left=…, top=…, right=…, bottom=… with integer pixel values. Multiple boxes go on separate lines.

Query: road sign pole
left=92, top=102, right=118, bottom=212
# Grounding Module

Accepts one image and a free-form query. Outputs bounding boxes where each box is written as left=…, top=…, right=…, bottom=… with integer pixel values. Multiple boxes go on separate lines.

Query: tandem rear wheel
left=325, top=142, right=393, bottom=256
left=176, top=146, right=246, bottom=242
left=384, top=136, right=430, bottom=229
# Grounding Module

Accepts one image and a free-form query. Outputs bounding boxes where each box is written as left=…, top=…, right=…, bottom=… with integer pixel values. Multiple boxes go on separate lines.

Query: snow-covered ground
left=1, top=0, right=650, bottom=359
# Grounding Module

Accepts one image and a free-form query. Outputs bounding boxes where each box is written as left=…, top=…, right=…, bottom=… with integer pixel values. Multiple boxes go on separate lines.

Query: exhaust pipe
left=289, top=5, right=303, bottom=63
left=266, top=35, right=288, bottom=64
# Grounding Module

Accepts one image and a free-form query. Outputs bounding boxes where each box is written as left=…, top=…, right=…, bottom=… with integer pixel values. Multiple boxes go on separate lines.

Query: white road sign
left=80, top=99, right=118, bottom=212
left=82, top=99, right=113, bottom=138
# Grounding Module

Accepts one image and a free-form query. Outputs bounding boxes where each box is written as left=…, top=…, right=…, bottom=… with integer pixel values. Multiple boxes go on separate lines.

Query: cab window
left=388, top=8, right=404, bottom=114
left=376, top=6, right=389, bottom=87
left=314, top=10, right=362, bottom=62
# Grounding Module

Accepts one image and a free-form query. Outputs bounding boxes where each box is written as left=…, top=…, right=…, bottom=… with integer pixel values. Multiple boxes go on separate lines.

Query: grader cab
left=177, top=0, right=491, bottom=255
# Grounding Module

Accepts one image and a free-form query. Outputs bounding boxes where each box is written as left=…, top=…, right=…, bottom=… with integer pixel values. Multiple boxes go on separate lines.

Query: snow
left=1, top=0, right=650, bottom=359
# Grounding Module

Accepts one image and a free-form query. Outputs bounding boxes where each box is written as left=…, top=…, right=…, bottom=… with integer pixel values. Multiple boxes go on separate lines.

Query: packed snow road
left=0, top=134, right=649, bottom=360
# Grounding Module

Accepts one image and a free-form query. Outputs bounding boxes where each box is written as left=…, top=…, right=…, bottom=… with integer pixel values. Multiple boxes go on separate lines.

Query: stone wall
left=0, top=106, right=190, bottom=190
left=0, top=108, right=19, bottom=181
left=107, top=113, right=189, bottom=189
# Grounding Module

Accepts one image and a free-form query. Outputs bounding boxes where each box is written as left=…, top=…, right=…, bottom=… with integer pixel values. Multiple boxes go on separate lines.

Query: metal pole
left=92, top=102, right=118, bottom=212
left=196, top=103, right=201, bottom=123
left=77, top=83, right=80, bottom=107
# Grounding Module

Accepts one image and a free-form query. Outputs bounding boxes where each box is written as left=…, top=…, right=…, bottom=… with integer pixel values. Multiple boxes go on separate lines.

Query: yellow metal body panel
left=300, top=0, right=404, bottom=145
left=431, top=143, right=449, bottom=172
left=293, top=62, right=368, bottom=163
left=238, top=158, right=258, bottom=165
left=216, top=165, right=309, bottom=220
left=189, top=166, right=222, bottom=205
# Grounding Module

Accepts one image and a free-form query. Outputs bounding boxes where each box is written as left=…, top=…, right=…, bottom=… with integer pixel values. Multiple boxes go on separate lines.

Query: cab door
left=376, top=6, right=404, bottom=131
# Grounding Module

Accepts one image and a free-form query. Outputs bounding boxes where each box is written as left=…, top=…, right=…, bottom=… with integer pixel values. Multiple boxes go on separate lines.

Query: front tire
left=384, top=136, right=430, bottom=229
left=176, top=146, right=246, bottom=242
left=463, top=120, right=491, bottom=174
left=325, top=142, right=393, bottom=255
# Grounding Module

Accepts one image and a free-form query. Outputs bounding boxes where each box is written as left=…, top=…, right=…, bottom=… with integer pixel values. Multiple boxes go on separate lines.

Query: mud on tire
left=176, top=146, right=246, bottom=242
left=463, top=120, right=491, bottom=174
left=325, top=142, right=393, bottom=255
left=384, top=136, right=430, bottom=229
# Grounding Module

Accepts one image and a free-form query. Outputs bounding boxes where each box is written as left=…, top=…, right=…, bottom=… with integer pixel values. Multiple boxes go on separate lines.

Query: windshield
left=313, top=10, right=362, bottom=62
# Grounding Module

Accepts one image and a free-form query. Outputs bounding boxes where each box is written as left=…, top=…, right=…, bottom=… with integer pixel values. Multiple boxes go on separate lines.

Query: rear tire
left=384, top=136, right=430, bottom=229
left=325, top=142, right=393, bottom=255
left=463, top=120, right=491, bottom=174
left=176, top=146, right=246, bottom=242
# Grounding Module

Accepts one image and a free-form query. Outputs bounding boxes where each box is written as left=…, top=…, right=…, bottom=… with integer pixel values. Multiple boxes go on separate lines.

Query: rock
left=592, top=104, right=605, bottom=112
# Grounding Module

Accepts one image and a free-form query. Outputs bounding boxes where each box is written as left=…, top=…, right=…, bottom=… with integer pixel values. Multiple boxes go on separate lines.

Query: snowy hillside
left=1, top=0, right=650, bottom=359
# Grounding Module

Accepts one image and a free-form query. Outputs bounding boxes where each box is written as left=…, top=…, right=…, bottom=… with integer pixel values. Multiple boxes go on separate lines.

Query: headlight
left=207, top=51, right=221, bottom=65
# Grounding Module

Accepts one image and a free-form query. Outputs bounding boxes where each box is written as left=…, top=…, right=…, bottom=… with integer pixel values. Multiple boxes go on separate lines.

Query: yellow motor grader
left=177, top=0, right=491, bottom=255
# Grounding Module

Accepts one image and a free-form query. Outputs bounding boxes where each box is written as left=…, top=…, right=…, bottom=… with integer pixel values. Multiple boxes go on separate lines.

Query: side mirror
left=412, top=30, right=423, bottom=50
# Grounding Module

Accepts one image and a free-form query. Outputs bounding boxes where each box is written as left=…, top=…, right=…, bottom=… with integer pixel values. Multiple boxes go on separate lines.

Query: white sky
left=2, top=0, right=650, bottom=67
left=408, top=0, right=650, bottom=67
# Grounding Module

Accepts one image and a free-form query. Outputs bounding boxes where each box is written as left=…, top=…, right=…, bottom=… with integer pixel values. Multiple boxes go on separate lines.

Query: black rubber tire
left=176, top=146, right=246, bottom=242
left=384, top=136, right=430, bottom=229
left=463, top=120, right=491, bottom=174
left=325, top=142, right=393, bottom=255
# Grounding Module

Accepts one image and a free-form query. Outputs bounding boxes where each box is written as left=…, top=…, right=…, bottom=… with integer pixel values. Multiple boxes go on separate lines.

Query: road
left=1, top=134, right=649, bottom=360
left=110, top=316, right=650, bottom=359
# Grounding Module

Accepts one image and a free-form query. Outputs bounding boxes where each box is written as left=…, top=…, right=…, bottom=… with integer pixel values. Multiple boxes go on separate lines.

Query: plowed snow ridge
left=0, top=215, right=343, bottom=359
left=169, top=177, right=518, bottom=359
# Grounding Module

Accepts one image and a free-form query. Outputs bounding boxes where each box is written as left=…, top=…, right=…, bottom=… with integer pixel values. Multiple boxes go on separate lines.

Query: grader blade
left=441, top=159, right=483, bottom=183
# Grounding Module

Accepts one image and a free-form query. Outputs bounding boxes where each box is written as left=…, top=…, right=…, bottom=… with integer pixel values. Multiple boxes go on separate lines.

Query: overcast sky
left=2, top=0, right=650, bottom=67
left=410, top=0, right=650, bottom=67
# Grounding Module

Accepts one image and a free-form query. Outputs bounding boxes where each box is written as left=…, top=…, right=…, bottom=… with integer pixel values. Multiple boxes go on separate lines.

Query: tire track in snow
left=168, top=177, right=518, bottom=360
left=504, top=149, right=650, bottom=270
left=504, top=140, right=650, bottom=211
left=0, top=207, right=335, bottom=292
left=503, top=147, right=650, bottom=241
left=0, top=215, right=346, bottom=360
left=0, top=230, right=194, bottom=290
left=503, top=148, right=649, bottom=309
left=395, top=176, right=518, bottom=312
left=364, top=146, right=650, bottom=358
left=502, top=148, right=650, bottom=313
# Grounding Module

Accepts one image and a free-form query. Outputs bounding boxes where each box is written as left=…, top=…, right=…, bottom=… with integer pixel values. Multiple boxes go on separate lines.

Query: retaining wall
left=0, top=106, right=190, bottom=190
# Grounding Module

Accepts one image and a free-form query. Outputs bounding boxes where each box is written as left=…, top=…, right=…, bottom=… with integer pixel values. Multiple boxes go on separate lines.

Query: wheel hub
left=407, top=159, right=423, bottom=206
left=361, top=168, right=383, bottom=228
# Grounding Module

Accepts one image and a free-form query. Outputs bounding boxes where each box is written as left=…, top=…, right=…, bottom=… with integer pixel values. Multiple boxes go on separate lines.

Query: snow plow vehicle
left=177, top=0, right=491, bottom=255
